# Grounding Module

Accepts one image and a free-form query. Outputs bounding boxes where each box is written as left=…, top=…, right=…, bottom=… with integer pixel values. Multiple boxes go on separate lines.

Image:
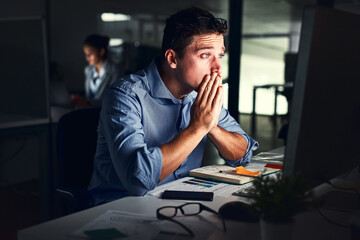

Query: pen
left=219, top=170, right=239, bottom=176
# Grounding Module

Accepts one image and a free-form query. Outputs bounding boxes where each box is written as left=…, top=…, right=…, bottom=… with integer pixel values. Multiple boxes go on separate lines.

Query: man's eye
left=219, top=54, right=225, bottom=59
left=201, top=53, right=210, bottom=58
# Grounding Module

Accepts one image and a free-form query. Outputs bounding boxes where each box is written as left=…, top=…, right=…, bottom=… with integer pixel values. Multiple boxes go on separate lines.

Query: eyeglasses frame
left=156, top=202, right=226, bottom=237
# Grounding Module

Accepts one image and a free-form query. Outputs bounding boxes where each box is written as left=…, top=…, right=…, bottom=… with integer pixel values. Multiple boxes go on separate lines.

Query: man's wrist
left=208, top=125, right=221, bottom=138
left=186, top=123, right=209, bottom=137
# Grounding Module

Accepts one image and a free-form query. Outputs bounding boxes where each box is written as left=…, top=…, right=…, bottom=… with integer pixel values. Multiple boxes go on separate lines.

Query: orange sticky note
left=235, top=166, right=260, bottom=176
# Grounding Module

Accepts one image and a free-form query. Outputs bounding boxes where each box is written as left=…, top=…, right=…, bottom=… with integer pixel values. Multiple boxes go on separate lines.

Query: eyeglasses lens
left=158, top=207, right=177, bottom=218
left=181, top=203, right=201, bottom=216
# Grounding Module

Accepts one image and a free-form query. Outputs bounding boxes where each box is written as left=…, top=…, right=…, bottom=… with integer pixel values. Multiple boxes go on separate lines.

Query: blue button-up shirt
left=88, top=59, right=259, bottom=204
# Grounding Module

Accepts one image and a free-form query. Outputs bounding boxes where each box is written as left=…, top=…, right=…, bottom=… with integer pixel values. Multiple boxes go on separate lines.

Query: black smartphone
left=161, top=190, right=214, bottom=201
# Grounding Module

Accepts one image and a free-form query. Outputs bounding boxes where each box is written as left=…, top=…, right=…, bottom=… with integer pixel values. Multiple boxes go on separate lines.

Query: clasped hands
left=190, top=72, right=224, bottom=134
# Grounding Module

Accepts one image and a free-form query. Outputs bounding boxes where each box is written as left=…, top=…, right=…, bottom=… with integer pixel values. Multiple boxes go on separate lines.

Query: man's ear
left=164, top=49, right=177, bottom=69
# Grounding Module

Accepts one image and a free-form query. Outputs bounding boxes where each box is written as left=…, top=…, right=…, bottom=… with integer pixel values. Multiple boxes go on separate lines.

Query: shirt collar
left=146, top=58, right=197, bottom=105
left=91, top=60, right=108, bottom=78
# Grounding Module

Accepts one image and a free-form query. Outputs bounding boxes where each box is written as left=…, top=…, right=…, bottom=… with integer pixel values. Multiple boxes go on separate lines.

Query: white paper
left=71, top=210, right=159, bottom=239
left=71, top=209, right=221, bottom=240
left=146, top=176, right=248, bottom=198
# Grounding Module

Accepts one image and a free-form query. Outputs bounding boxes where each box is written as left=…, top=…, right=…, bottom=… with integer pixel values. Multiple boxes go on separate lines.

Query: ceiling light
left=101, top=13, right=131, bottom=22
left=109, top=38, right=124, bottom=46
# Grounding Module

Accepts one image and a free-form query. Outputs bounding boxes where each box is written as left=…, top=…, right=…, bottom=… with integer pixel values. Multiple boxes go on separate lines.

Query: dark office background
left=1, top=0, right=360, bottom=240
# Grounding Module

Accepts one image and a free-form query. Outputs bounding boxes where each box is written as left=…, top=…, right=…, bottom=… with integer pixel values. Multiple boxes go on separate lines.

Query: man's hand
left=159, top=72, right=224, bottom=181
left=190, top=72, right=224, bottom=133
left=159, top=72, right=246, bottom=182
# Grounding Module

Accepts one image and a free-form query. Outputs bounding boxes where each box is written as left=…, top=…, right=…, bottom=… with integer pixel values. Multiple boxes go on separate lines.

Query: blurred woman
left=71, top=34, right=121, bottom=107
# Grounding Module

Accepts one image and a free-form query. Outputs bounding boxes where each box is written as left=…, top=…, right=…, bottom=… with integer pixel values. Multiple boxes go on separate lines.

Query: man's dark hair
left=161, top=6, right=227, bottom=59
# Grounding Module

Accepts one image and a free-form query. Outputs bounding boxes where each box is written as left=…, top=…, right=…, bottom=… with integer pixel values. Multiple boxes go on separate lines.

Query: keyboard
left=232, top=186, right=257, bottom=198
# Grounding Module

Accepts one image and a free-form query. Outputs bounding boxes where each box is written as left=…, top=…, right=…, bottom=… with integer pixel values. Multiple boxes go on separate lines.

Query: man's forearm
left=208, top=125, right=247, bottom=161
left=159, top=125, right=207, bottom=182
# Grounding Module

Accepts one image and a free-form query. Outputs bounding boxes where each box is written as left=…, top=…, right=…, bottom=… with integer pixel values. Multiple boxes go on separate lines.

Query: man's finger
left=203, top=73, right=219, bottom=102
left=208, top=76, right=221, bottom=102
left=197, top=74, right=210, bottom=101
left=212, top=85, right=223, bottom=109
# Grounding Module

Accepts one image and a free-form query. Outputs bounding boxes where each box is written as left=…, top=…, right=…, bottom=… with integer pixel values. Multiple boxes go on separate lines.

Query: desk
left=18, top=194, right=242, bottom=240
left=18, top=173, right=359, bottom=240
left=251, top=83, right=293, bottom=134
left=0, top=113, right=49, bottom=130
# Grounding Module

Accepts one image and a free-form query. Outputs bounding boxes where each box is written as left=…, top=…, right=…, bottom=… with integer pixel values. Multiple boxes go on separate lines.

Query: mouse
left=218, top=201, right=260, bottom=222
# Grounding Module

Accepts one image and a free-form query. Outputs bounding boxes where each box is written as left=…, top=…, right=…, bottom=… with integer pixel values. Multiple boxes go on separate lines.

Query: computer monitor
left=0, top=17, right=50, bottom=128
left=283, top=6, right=360, bottom=188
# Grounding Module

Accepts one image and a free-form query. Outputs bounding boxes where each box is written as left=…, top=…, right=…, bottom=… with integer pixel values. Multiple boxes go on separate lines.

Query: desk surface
left=18, top=159, right=359, bottom=240
left=18, top=195, right=243, bottom=240
left=18, top=183, right=358, bottom=240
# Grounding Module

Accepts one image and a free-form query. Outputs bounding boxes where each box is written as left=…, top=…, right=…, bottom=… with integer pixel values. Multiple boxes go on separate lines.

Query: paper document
left=71, top=210, right=221, bottom=239
left=71, top=210, right=159, bottom=239
left=147, top=176, right=249, bottom=198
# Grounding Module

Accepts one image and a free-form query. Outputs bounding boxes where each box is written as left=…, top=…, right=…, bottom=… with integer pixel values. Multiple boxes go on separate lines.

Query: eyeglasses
left=168, top=17, right=228, bottom=50
left=156, top=202, right=226, bottom=237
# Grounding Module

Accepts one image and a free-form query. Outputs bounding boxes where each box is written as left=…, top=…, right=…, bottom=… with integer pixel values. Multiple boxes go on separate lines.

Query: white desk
left=17, top=194, right=241, bottom=240
left=18, top=172, right=359, bottom=240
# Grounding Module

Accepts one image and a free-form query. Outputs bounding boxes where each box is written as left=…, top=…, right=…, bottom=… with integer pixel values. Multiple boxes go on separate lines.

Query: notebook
left=189, top=163, right=280, bottom=185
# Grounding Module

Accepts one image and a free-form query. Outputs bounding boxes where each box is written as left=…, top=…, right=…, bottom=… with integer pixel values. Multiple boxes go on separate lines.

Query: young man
left=88, top=7, right=258, bottom=204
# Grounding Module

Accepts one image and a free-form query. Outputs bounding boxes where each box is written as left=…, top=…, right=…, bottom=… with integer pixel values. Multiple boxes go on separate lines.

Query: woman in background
left=71, top=34, right=121, bottom=107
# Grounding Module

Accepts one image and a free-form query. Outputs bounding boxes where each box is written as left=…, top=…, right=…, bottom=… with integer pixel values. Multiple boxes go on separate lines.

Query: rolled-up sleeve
left=217, top=107, right=259, bottom=167
left=102, top=85, right=162, bottom=196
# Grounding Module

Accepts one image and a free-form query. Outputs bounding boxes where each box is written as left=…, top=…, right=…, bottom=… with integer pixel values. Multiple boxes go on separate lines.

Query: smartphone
left=161, top=190, right=214, bottom=201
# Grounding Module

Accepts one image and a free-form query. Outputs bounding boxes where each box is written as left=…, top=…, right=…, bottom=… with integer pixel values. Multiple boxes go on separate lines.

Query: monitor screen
left=283, top=6, right=360, bottom=188
left=0, top=17, right=49, bottom=128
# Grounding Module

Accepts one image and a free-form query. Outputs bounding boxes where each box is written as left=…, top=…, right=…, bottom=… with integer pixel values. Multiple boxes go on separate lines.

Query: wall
left=0, top=0, right=45, bottom=18
left=49, top=0, right=98, bottom=92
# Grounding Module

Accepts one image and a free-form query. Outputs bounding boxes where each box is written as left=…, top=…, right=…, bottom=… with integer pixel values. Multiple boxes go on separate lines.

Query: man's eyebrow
left=195, top=46, right=226, bottom=52
left=195, top=46, right=213, bottom=51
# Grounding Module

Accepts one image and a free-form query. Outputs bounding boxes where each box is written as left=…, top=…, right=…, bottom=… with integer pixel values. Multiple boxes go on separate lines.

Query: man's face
left=175, top=33, right=225, bottom=93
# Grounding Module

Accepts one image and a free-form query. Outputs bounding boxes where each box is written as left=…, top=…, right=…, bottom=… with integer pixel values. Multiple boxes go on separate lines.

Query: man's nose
left=211, top=58, right=222, bottom=74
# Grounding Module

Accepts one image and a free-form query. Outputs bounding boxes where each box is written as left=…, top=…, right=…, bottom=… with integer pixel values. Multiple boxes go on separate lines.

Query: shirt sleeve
left=84, top=66, right=91, bottom=99
left=101, top=83, right=162, bottom=196
left=217, top=107, right=259, bottom=167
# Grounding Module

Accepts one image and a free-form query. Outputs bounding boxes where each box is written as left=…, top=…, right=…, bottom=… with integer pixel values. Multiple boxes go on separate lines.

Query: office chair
left=56, top=107, right=101, bottom=215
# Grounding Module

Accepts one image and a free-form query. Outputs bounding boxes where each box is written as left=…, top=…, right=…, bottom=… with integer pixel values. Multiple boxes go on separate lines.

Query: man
left=88, top=7, right=258, bottom=205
